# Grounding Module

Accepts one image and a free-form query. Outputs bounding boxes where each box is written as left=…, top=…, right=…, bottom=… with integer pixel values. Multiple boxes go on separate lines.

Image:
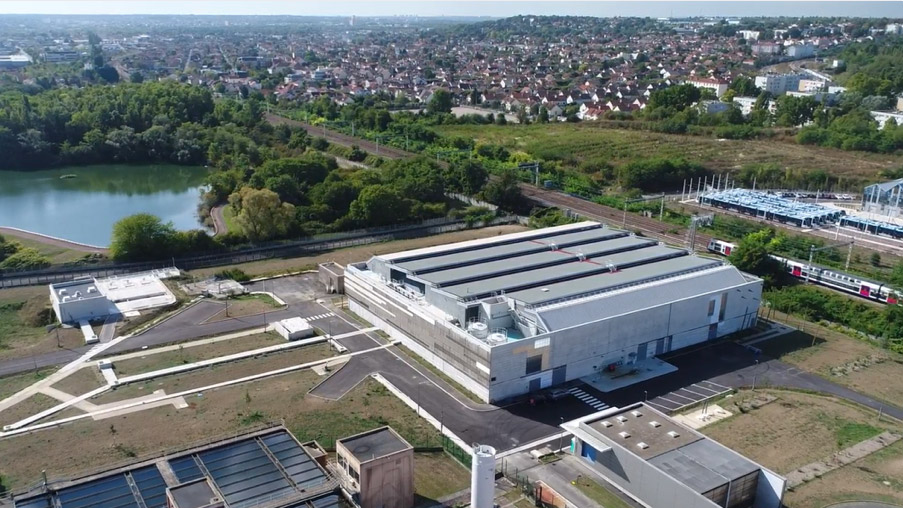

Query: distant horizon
left=0, top=1, right=900, bottom=19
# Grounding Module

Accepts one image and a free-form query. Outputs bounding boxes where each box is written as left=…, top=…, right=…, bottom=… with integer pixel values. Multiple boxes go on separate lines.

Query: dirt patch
left=0, top=393, right=59, bottom=427
left=783, top=440, right=903, bottom=508
left=112, top=333, right=283, bottom=376
left=51, top=366, right=107, bottom=396
left=93, top=343, right=335, bottom=404
left=0, top=373, right=440, bottom=490
left=188, top=225, right=528, bottom=279
left=702, top=389, right=899, bottom=474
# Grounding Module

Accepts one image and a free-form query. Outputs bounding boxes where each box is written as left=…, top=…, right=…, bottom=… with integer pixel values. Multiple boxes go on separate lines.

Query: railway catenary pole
left=682, top=179, right=687, bottom=201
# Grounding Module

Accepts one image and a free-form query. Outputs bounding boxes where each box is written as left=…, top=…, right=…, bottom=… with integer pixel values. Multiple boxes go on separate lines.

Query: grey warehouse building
left=564, top=403, right=785, bottom=508
left=344, top=222, right=762, bottom=402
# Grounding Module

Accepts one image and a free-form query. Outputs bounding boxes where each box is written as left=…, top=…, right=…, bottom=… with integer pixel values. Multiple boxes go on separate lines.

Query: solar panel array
left=16, top=465, right=168, bottom=508
left=700, top=189, right=844, bottom=227
left=15, top=430, right=334, bottom=508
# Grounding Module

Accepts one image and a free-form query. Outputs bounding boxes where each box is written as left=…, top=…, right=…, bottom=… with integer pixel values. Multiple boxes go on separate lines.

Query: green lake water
left=0, top=164, right=208, bottom=247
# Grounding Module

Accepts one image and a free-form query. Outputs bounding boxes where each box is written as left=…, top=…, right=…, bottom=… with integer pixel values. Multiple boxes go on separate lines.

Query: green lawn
left=832, top=420, right=883, bottom=448
left=572, top=476, right=633, bottom=508
left=221, top=206, right=240, bottom=234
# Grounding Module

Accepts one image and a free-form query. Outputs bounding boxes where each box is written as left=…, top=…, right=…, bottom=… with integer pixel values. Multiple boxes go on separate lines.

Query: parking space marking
left=691, top=383, right=721, bottom=394
left=679, top=386, right=709, bottom=398
left=645, top=400, right=674, bottom=412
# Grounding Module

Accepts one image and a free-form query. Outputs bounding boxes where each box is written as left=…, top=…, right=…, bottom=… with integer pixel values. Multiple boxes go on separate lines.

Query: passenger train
left=707, top=239, right=899, bottom=304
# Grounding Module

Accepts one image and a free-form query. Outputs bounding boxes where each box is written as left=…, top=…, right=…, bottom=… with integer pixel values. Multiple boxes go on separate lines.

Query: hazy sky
left=0, top=1, right=900, bottom=18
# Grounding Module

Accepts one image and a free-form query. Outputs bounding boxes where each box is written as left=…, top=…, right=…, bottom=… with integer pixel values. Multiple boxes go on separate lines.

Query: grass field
left=1, top=233, right=96, bottom=265
left=413, top=452, right=470, bottom=505
left=437, top=123, right=903, bottom=183
left=758, top=312, right=903, bottom=409
left=93, top=342, right=334, bottom=404
left=0, top=369, right=55, bottom=400
left=701, top=389, right=898, bottom=474
left=188, top=224, right=528, bottom=279
left=0, top=393, right=59, bottom=427
left=50, top=366, right=107, bottom=396
left=0, top=286, right=85, bottom=363
left=221, top=206, right=240, bottom=235
left=111, top=332, right=283, bottom=376
left=571, top=476, right=633, bottom=508
left=0, top=371, right=441, bottom=490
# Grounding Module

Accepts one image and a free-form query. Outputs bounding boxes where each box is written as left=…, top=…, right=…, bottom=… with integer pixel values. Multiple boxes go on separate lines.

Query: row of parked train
left=707, top=239, right=898, bottom=304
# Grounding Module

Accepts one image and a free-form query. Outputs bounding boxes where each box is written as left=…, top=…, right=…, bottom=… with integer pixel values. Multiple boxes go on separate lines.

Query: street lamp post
left=557, top=417, right=564, bottom=453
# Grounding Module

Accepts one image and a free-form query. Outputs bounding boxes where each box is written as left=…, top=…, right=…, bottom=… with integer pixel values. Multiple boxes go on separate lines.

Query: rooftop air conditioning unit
left=667, top=431, right=680, bottom=438
left=601, top=421, right=612, bottom=428
left=631, top=410, right=643, bottom=417
left=616, top=416, right=628, bottom=423
left=618, top=431, right=631, bottom=439
left=637, top=442, right=649, bottom=450
left=649, top=421, right=661, bottom=428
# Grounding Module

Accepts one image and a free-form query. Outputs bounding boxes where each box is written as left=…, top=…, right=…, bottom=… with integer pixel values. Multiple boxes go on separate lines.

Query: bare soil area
left=702, top=389, right=898, bottom=474
left=784, top=440, right=903, bottom=508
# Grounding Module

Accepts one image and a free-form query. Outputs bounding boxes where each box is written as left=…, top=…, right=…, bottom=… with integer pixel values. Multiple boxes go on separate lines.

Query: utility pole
left=659, top=194, right=665, bottom=221
left=807, top=240, right=855, bottom=283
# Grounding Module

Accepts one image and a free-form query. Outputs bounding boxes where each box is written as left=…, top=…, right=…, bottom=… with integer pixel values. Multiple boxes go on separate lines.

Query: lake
left=0, top=164, right=209, bottom=247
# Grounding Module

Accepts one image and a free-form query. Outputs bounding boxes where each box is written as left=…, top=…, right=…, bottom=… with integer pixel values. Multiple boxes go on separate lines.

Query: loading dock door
left=552, top=365, right=567, bottom=385
left=529, top=378, right=542, bottom=392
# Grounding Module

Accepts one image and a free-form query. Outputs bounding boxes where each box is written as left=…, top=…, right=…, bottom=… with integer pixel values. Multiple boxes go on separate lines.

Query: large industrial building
left=564, top=403, right=785, bottom=508
left=862, top=177, right=903, bottom=219
left=344, top=222, right=762, bottom=402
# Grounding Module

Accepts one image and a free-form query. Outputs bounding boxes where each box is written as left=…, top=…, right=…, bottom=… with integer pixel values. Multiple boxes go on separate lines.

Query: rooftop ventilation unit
left=649, top=421, right=661, bottom=428
left=618, top=431, right=631, bottom=439
left=616, top=416, right=628, bottom=423
left=548, top=243, right=558, bottom=250
left=601, top=421, right=612, bottom=428
left=637, top=442, right=649, bottom=450
left=667, top=431, right=680, bottom=438
left=631, top=410, right=643, bottom=417
left=576, top=252, right=586, bottom=261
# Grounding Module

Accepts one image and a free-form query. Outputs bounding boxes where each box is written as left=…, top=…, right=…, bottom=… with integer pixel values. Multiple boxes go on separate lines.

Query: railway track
left=266, top=113, right=412, bottom=159
left=519, top=185, right=713, bottom=252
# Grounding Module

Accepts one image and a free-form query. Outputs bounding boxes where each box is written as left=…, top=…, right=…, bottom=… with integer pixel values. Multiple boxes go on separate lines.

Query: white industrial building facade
left=862, top=178, right=903, bottom=219
left=344, top=222, right=762, bottom=402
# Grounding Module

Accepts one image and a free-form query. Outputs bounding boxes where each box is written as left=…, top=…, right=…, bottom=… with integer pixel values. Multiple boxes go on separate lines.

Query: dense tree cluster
left=0, top=82, right=268, bottom=170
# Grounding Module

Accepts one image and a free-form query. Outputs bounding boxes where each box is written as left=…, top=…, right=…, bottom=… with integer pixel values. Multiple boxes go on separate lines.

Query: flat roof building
left=49, top=269, right=179, bottom=325
left=336, top=427, right=414, bottom=508
left=14, top=427, right=344, bottom=508
left=564, top=403, right=785, bottom=508
left=344, top=222, right=762, bottom=402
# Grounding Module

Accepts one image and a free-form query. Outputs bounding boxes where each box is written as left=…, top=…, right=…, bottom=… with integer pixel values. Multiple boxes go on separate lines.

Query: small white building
left=49, top=269, right=179, bottom=325
left=786, top=43, right=815, bottom=59
left=871, top=111, right=903, bottom=129
left=684, top=77, right=729, bottom=98
left=732, top=96, right=759, bottom=116
left=50, top=279, right=117, bottom=325
left=274, top=317, right=314, bottom=341
left=755, top=73, right=805, bottom=95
